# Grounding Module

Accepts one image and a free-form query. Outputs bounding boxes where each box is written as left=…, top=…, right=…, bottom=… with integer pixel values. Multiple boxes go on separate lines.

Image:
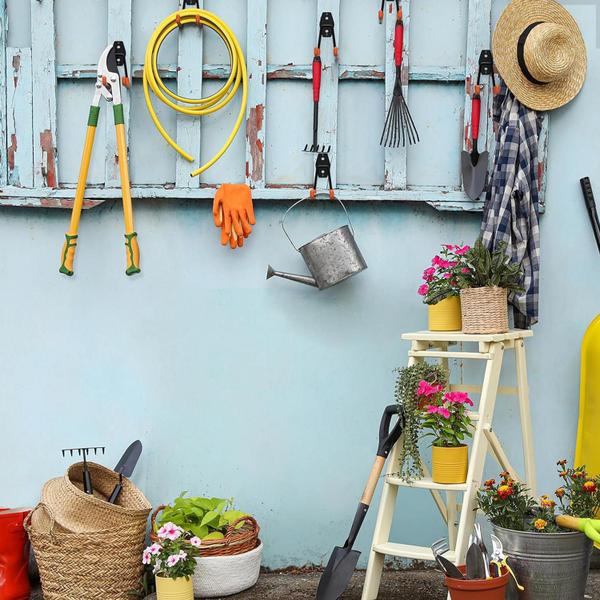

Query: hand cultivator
left=380, top=1, right=419, bottom=147
left=59, top=42, right=139, bottom=277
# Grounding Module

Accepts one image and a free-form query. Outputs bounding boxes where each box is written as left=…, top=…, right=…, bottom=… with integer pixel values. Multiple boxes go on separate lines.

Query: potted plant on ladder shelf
left=418, top=383, right=474, bottom=485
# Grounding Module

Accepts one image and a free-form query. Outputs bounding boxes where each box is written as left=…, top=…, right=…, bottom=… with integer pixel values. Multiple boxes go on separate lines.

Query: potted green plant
left=456, top=239, right=523, bottom=334
left=143, top=523, right=200, bottom=600
left=152, top=495, right=262, bottom=598
left=394, top=363, right=448, bottom=482
left=418, top=244, right=471, bottom=331
left=477, top=462, right=600, bottom=600
left=419, top=384, right=474, bottom=484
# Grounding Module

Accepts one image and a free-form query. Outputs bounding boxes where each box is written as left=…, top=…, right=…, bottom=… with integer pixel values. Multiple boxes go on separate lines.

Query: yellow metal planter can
left=428, top=296, right=462, bottom=331
left=431, top=445, right=468, bottom=484
left=155, top=576, right=194, bottom=600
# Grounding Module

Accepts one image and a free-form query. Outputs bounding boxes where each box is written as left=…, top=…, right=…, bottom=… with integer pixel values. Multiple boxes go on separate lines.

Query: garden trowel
left=316, top=405, right=403, bottom=600
left=108, top=440, right=143, bottom=504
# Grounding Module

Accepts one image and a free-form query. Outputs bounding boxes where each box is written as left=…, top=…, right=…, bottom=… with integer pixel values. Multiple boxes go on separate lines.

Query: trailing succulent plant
left=394, top=362, right=448, bottom=482
left=456, top=239, right=524, bottom=292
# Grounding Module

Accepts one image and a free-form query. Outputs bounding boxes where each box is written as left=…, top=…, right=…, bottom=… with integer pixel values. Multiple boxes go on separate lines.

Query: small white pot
left=192, top=541, right=263, bottom=598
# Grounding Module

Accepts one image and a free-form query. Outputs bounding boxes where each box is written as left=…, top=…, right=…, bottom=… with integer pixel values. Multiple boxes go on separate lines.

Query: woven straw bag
left=41, top=462, right=151, bottom=533
left=25, top=503, right=147, bottom=600
left=150, top=505, right=260, bottom=557
left=460, top=287, right=509, bottom=334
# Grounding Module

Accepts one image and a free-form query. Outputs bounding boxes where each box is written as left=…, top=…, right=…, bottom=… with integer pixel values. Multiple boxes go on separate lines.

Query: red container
left=445, top=565, right=510, bottom=600
left=0, top=508, right=31, bottom=600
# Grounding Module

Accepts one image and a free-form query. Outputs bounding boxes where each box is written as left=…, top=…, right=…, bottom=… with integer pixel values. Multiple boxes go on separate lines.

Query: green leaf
left=188, top=524, right=209, bottom=538
left=200, top=510, right=220, bottom=527
left=203, top=531, right=225, bottom=541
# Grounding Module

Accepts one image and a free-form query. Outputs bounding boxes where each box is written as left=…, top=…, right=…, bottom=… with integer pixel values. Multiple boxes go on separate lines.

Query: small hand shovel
left=461, top=50, right=495, bottom=200
left=316, top=405, right=404, bottom=600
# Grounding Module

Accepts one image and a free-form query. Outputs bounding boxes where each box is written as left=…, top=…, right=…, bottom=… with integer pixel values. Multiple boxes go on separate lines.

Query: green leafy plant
left=456, top=239, right=524, bottom=291
left=157, top=494, right=249, bottom=541
left=394, top=363, right=448, bottom=482
left=555, top=460, right=600, bottom=519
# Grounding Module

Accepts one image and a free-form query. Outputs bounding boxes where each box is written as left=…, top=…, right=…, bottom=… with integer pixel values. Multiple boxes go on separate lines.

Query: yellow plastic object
left=155, top=575, right=194, bottom=600
left=143, top=8, right=248, bottom=177
left=428, top=296, right=462, bottom=331
left=576, top=315, right=600, bottom=480
left=431, top=444, right=468, bottom=484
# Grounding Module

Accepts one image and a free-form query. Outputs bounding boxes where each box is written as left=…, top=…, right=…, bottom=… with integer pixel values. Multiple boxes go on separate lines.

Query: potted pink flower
left=142, top=522, right=201, bottom=600
left=418, top=244, right=471, bottom=331
left=417, top=382, right=474, bottom=484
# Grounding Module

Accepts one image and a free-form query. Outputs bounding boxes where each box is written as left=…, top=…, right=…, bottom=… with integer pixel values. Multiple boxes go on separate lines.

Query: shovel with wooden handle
left=316, top=405, right=404, bottom=600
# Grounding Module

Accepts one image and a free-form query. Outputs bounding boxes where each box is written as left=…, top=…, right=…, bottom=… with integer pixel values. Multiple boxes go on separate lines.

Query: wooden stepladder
left=361, top=330, right=536, bottom=600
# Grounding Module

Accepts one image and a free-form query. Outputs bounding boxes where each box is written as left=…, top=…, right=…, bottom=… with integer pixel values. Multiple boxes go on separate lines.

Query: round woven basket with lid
left=460, top=287, right=509, bottom=334
left=41, top=461, right=151, bottom=533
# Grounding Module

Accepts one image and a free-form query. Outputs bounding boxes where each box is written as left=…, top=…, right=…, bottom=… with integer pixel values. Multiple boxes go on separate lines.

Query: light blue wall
left=1, top=1, right=600, bottom=569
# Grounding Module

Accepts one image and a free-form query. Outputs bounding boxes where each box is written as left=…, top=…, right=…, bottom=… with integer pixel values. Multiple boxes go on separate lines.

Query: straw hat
left=493, top=0, right=586, bottom=111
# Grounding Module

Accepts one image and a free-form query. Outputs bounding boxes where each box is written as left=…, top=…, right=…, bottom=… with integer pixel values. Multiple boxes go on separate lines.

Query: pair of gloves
left=212, top=184, right=256, bottom=249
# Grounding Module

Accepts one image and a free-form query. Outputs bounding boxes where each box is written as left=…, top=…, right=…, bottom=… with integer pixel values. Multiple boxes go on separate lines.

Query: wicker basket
left=25, top=503, right=147, bottom=600
left=460, top=287, right=509, bottom=334
left=40, top=462, right=151, bottom=533
left=150, top=505, right=260, bottom=557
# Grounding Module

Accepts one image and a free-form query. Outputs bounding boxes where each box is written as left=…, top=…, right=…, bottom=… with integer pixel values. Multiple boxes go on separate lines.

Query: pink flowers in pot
left=417, top=381, right=474, bottom=448
left=418, top=244, right=472, bottom=305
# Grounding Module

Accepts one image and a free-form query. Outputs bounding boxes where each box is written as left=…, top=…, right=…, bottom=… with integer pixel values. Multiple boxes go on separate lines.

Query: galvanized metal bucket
left=269, top=196, right=367, bottom=290
left=493, top=525, right=593, bottom=600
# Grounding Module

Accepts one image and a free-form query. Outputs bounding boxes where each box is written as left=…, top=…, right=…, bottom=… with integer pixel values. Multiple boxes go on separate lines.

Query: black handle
left=344, top=502, right=369, bottom=550
left=108, top=475, right=123, bottom=504
left=377, top=405, right=404, bottom=458
left=580, top=177, right=600, bottom=255
left=83, top=470, right=93, bottom=495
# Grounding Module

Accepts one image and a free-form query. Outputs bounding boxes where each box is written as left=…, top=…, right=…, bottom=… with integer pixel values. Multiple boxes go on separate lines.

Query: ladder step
left=386, top=475, right=468, bottom=491
left=372, top=542, right=456, bottom=563
left=409, top=350, right=492, bottom=360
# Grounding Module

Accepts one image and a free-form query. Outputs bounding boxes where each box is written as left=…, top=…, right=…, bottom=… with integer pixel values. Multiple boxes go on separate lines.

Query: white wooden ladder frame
left=361, top=330, right=536, bottom=600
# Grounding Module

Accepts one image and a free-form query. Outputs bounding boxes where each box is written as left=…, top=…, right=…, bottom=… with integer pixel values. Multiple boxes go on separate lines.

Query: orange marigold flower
left=583, top=481, right=597, bottom=494
left=559, top=471, right=568, bottom=478
left=534, top=519, right=548, bottom=531
left=484, top=479, right=496, bottom=489
left=500, top=471, right=510, bottom=479
left=573, top=471, right=586, bottom=479
left=557, top=459, right=568, bottom=466
left=555, top=487, right=566, bottom=499
left=540, top=497, right=556, bottom=509
left=498, top=485, right=513, bottom=500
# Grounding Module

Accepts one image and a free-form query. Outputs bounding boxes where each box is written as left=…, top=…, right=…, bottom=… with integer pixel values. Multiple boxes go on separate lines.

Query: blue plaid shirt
left=481, top=82, right=542, bottom=329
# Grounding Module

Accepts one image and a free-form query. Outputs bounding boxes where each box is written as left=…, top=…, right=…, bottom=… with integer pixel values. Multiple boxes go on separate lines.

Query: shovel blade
left=316, top=547, right=361, bottom=600
left=461, top=150, right=489, bottom=201
left=114, top=440, right=143, bottom=477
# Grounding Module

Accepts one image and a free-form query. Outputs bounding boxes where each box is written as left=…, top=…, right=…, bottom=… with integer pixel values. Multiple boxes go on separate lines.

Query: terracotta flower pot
left=431, top=445, right=468, bottom=484
left=446, top=565, right=510, bottom=600
left=428, top=296, right=462, bottom=331
left=155, top=576, right=194, bottom=600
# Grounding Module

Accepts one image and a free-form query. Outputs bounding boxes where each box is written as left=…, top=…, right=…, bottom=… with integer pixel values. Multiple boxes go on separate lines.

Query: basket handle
left=23, top=503, right=57, bottom=541
left=150, top=504, right=166, bottom=533
left=223, top=515, right=260, bottom=544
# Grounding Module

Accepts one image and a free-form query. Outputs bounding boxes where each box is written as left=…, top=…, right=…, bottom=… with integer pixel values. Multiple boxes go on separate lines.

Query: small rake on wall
left=380, top=0, right=419, bottom=147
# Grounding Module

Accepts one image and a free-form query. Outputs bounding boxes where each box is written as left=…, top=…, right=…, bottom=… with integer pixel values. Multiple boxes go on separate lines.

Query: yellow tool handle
left=556, top=515, right=600, bottom=543
left=59, top=108, right=99, bottom=275
left=114, top=106, right=140, bottom=276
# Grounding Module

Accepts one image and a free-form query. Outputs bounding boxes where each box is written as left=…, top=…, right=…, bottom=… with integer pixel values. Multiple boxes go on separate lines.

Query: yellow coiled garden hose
left=143, top=8, right=248, bottom=177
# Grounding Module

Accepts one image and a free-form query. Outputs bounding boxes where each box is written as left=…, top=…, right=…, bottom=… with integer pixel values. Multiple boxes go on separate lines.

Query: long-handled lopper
left=59, top=41, right=140, bottom=277
left=304, top=12, right=338, bottom=154
left=316, top=405, right=404, bottom=600
left=461, top=50, right=498, bottom=200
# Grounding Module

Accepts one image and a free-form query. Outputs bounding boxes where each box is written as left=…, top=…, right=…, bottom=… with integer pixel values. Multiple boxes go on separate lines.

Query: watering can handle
left=281, top=194, right=356, bottom=251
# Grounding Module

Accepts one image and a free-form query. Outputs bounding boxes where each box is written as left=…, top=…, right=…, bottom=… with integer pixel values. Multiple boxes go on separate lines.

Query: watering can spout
left=266, top=265, right=318, bottom=288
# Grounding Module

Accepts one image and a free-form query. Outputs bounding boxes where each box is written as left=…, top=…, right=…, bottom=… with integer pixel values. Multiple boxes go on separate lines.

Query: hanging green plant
left=393, top=362, right=448, bottom=482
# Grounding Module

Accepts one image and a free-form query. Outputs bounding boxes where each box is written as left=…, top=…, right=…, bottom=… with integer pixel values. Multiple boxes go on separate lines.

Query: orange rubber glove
left=213, top=184, right=256, bottom=249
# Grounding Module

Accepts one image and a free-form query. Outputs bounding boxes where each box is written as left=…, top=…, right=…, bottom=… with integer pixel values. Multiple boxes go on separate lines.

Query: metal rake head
left=61, top=446, right=106, bottom=458
left=431, top=538, right=450, bottom=558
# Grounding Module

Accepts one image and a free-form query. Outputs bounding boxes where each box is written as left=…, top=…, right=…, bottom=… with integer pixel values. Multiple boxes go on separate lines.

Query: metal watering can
left=267, top=196, right=367, bottom=290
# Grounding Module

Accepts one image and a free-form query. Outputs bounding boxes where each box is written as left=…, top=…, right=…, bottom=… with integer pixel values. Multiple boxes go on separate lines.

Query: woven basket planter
left=151, top=505, right=260, bottom=557
left=460, top=287, right=509, bottom=334
left=41, top=462, right=151, bottom=533
left=25, top=503, right=147, bottom=600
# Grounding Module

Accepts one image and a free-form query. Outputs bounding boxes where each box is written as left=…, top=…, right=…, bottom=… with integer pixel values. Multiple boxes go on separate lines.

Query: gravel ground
left=30, top=569, right=600, bottom=599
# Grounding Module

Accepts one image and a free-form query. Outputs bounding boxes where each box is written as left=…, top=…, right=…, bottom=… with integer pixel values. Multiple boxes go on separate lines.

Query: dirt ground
left=31, top=569, right=600, bottom=599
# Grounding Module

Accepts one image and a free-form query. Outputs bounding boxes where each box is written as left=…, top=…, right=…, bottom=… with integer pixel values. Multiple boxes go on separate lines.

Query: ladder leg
left=455, top=342, right=505, bottom=564
left=361, top=446, right=401, bottom=600
left=515, top=339, right=536, bottom=496
left=447, top=491, right=458, bottom=550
